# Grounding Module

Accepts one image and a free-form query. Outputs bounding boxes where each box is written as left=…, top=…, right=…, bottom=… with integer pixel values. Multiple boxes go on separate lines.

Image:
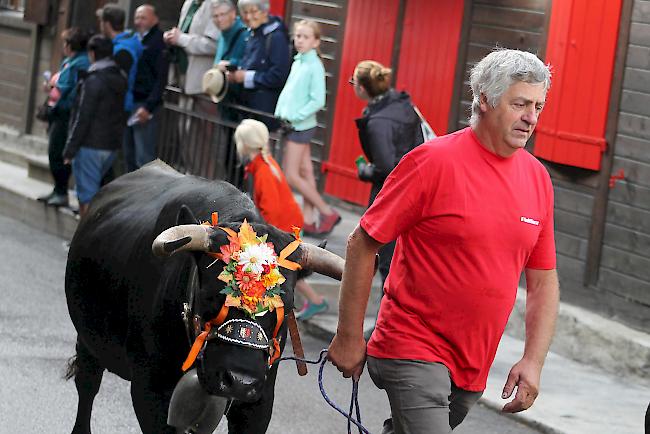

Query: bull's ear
left=176, top=205, right=199, bottom=225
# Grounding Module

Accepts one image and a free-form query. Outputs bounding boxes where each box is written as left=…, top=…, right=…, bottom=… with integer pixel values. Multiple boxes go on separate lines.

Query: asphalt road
left=0, top=213, right=541, bottom=433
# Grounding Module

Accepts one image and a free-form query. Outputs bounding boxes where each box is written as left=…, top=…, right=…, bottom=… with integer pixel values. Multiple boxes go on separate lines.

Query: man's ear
left=176, top=205, right=199, bottom=225
left=479, top=93, right=489, bottom=113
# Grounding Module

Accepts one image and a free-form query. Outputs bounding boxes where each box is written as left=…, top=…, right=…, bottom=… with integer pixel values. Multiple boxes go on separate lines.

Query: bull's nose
left=225, top=371, right=257, bottom=387
left=214, top=371, right=263, bottom=402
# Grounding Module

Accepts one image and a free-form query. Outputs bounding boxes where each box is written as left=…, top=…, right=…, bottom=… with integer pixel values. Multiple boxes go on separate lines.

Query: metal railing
left=157, top=86, right=284, bottom=189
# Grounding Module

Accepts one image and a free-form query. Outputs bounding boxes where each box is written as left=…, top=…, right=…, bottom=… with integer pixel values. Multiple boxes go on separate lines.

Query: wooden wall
left=451, top=0, right=551, bottom=130
left=596, top=0, right=650, bottom=328
left=0, top=14, right=32, bottom=129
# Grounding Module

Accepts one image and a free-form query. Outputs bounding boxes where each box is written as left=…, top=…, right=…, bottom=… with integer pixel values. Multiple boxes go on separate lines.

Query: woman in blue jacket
left=274, top=20, right=340, bottom=238
left=38, top=28, right=90, bottom=207
left=228, top=0, right=290, bottom=130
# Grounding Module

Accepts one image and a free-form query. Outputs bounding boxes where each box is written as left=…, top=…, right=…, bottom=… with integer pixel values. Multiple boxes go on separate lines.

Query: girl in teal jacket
left=274, top=20, right=340, bottom=236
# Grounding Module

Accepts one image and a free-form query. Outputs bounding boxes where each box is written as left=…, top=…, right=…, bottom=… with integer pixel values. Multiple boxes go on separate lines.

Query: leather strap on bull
left=182, top=305, right=285, bottom=371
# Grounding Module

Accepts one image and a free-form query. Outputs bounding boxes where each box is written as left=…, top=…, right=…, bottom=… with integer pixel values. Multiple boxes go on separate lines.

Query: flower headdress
left=206, top=213, right=301, bottom=318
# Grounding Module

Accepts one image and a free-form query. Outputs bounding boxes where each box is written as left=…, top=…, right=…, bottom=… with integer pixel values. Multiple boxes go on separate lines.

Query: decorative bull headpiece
left=212, top=218, right=300, bottom=317
left=151, top=212, right=344, bottom=370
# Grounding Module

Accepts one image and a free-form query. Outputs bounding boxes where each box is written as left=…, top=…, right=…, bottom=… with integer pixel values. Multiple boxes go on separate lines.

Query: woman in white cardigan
left=164, top=0, right=220, bottom=95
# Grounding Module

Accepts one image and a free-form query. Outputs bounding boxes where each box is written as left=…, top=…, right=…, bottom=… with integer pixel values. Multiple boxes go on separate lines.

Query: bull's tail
left=64, top=355, right=78, bottom=380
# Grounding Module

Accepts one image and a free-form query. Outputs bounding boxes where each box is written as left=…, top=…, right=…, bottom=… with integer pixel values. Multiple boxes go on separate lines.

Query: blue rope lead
left=276, top=349, right=372, bottom=434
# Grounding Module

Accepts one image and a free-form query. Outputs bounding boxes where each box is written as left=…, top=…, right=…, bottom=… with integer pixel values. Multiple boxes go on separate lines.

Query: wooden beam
left=583, top=0, right=635, bottom=286
left=447, top=0, right=472, bottom=133
left=389, top=0, right=407, bottom=87
left=21, top=23, right=40, bottom=134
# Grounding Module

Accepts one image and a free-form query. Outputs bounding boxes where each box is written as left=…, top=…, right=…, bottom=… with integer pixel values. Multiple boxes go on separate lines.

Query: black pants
left=48, top=112, right=71, bottom=195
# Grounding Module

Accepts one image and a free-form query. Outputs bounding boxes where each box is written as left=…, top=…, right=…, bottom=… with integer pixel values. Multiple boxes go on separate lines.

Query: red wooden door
left=323, top=0, right=400, bottom=205
left=394, top=1, right=464, bottom=135
left=534, top=0, right=623, bottom=170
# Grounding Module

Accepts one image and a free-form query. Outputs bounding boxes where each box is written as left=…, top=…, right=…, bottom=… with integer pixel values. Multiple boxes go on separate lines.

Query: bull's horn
left=152, top=225, right=211, bottom=257
left=299, top=243, right=345, bottom=281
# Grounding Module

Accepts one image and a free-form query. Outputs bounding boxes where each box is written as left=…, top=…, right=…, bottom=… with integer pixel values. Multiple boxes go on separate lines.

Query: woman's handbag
left=412, top=105, right=437, bottom=141
left=35, top=98, right=52, bottom=122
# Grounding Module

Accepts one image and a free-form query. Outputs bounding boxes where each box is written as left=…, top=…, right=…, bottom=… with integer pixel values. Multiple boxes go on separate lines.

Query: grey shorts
left=285, top=127, right=316, bottom=144
left=367, top=357, right=483, bottom=434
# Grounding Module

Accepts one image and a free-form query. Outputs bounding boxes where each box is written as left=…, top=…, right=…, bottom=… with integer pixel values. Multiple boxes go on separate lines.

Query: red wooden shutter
left=394, top=1, right=463, bottom=135
left=534, top=0, right=623, bottom=171
left=323, top=0, right=400, bottom=205
left=269, top=0, right=286, bottom=18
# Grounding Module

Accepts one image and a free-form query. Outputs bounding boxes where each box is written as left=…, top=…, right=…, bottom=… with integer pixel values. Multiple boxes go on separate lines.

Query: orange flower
left=238, top=220, right=258, bottom=246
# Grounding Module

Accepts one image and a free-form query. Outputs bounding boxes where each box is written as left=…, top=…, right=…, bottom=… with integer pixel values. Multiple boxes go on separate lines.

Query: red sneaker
left=318, top=210, right=341, bottom=234
left=303, top=222, right=320, bottom=236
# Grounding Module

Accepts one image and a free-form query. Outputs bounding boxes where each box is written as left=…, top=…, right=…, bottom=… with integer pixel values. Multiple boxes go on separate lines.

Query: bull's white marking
left=520, top=216, right=540, bottom=226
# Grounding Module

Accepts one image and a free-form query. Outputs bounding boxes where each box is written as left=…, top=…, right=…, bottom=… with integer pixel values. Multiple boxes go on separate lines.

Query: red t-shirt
left=362, top=127, right=556, bottom=391
left=246, top=154, right=304, bottom=232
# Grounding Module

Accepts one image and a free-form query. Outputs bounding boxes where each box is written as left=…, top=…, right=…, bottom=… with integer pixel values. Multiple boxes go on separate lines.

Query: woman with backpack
left=350, top=60, right=425, bottom=296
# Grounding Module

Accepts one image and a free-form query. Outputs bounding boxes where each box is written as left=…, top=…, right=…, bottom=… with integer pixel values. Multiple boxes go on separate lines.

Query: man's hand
left=63, top=158, right=71, bottom=165
left=135, top=107, right=152, bottom=124
left=228, top=69, right=246, bottom=84
left=163, top=27, right=181, bottom=45
left=501, top=358, right=542, bottom=413
left=327, top=332, right=367, bottom=380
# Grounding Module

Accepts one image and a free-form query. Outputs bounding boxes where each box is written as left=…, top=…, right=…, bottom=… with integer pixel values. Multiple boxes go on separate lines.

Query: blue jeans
left=123, top=103, right=158, bottom=172
left=72, top=147, right=116, bottom=204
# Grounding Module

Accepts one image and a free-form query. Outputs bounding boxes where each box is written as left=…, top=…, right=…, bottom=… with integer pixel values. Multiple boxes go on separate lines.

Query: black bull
left=64, top=161, right=344, bottom=433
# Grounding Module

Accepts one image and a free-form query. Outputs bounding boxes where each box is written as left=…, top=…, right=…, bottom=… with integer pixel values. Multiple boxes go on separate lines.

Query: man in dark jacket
left=228, top=0, right=290, bottom=130
left=63, top=35, right=128, bottom=219
left=123, top=4, right=169, bottom=172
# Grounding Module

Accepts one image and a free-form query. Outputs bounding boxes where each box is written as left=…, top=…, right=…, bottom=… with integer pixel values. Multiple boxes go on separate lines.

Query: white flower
left=238, top=243, right=275, bottom=275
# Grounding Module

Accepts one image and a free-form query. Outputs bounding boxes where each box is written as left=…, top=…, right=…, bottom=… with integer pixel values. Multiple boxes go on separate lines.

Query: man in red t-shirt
left=328, top=49, right=559, bottom=433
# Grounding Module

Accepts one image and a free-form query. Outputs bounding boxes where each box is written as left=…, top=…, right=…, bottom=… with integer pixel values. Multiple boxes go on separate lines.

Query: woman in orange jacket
left=234, top=119, right=328, bottom=320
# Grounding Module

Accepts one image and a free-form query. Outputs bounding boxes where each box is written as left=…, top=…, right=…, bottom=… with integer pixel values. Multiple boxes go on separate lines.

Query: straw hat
left=202, top=68, right=228, bottom=103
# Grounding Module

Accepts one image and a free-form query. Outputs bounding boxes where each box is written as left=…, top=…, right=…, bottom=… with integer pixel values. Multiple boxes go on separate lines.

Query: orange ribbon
left=182, top=304, right=229, bottom=371
left=277, top=227, right=302, bottom=271
left=269, top=306, right=284, bottom=366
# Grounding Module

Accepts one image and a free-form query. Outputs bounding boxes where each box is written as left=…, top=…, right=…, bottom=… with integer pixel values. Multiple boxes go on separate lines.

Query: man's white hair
left=469, top=49, right=551, bottom=127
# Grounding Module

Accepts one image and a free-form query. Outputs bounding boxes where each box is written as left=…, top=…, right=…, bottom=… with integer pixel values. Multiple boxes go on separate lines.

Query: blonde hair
left=234, top=119, right=281, bottom=180
left=294, top=19, right=322, bottom=57
left=354, top=60, right=392, bottom=98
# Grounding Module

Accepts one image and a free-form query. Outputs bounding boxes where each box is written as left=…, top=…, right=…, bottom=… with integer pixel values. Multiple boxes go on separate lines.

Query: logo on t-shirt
left=520, top=216, right=540, bottom=226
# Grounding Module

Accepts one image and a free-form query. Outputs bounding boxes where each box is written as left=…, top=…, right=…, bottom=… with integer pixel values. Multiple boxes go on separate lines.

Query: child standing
left=274, top=20, right=340, bottom=236
left=234, top=119, right=328, bottom=320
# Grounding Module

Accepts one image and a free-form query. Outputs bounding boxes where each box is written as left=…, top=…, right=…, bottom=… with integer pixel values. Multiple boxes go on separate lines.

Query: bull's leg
left=70, top=338, right=104, bottom=434
left=130, top=367, right=176, bottom=434
left=227, top=364, right=279, bottom=434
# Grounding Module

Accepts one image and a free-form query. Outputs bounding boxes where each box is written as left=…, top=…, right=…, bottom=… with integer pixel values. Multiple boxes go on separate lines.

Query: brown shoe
left=318, top=210, right=341, bottom=234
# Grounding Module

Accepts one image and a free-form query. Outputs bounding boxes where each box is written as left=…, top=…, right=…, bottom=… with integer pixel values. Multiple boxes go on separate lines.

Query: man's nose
left=522, top=106, right=538, bottom=125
